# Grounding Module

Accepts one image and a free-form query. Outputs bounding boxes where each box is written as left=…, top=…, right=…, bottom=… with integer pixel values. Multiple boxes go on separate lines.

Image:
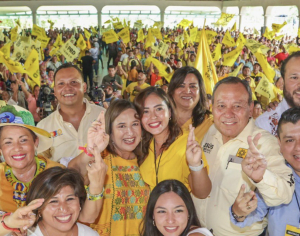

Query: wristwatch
left=231, top=207, right=245, bottom=220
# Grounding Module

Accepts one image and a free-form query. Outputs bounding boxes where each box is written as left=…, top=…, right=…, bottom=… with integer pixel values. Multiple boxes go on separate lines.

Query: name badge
left=285, top=225, right=300, bottom=236
left=226, top=155, right=243, bottom=169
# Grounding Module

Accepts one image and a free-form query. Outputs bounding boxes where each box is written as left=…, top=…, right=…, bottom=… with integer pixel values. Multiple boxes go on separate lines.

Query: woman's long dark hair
left=140, top=179, right=201, bottom=236
left=134, top=87, right=182, bottom=166
left=168, top=66, right=210, bottom=127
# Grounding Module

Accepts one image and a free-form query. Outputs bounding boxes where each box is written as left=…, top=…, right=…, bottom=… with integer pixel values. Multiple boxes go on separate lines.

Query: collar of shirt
left=213, top=118, right=256, bottom=146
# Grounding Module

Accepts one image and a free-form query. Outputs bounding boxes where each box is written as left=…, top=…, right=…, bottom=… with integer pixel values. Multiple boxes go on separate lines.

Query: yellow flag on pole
left=53, top=34, right=63, bottom=48
left=214, top=13, right=235, bottom=27
left=113, top=22, right=124, bottom=30
left=229, top=63, right=243, bottom=77
left=76, top=34, right=87, bottom=51
left=272, top=21, right=287, bottom=33
left=255, top=76, right=275, bottom=100
left=222, top=30, right=235, bottom=47
left=178, top=38, right=184, bottom=49
left=91, top=26, right=98, bottom=35
left=254, top=52, right=276, bottom=83
left=151, top=28, right=162, bottom=40
left=147, top=29, right=156, bottom=44
left=211, top=43, right=221, bottom=62
left=0, top=51, right=26, bottom=74
left=245, top=39, right=270, bottom=54
left=178, top=19, right=193, bottom=28
left=145, top=57, right=173, bottom=83
left=254, top=28, right=260, bottom=35
left=190, top=27, right=198, bottom=42
left=298, top=28, right=300, bottom=38
left=84, top=29, right=91, bottom=40
left=24, top=49, right=40, bottom=86
left=223, top=45, right=243, bottom=66
left=0, top=42, right=10, bottom=63
left=32, top=24, right=45, bottom=38
left=103, top=30, right=119, bottom=44
left=194, top=24, right=218, bottom=95
left=10, top=26, right=19, bottom=42
left=118, top=27, right=130, bottom=44
left=137, top=29, right=144, bottom=43
left=47, top=20, right=55, bottom=30
left=230, top=22, right=236, bottom=32
left=236, top=33, right=246, bottom=48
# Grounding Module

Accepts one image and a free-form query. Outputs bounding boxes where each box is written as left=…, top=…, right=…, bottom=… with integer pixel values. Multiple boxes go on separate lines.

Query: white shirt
left=187, top=228, right=213, bottom=236
left=255, top=98, right=289, bottom=135
left=120, top=53, right=128, bottom=62
left=30, top=222, right=99, bottom=236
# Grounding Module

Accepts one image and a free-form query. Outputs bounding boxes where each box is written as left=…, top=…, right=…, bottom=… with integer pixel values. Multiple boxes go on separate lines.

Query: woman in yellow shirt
left=168, top=66, right=214, bottom=143
left=134, top=87, right=211, bottom=199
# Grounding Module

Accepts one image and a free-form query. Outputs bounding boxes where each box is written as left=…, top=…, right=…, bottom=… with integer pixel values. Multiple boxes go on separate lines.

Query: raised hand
left=186, top=124, right=202, bottom=167
left=242, top=133, right=267, bottom=183
left=232, top=184, right=257, bottom=221
left=3, top=199, right=44, bottom=232
left=87, top=111, right=110, bottom=154
left=86, top=143, right=108, bottom=192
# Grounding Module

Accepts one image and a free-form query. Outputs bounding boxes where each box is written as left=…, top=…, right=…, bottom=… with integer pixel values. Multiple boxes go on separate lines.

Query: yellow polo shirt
left=193, top=119, right=294, bottom=236
left=140, top=132, right=208, bottom=191
left=125, top=82, right=150, bottom=102
left=37, top=98, right=105, bottom=162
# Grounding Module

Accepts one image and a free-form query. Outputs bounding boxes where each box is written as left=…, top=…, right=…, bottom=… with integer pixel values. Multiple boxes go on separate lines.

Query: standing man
left=193, top=77, right=294, bottom=236
left=81, top=50, right=95, bottom=91
left=37, top=64, right=105, bottom=162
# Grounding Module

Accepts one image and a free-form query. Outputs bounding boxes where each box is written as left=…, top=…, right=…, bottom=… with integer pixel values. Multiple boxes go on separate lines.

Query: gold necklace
left=40, top=221, right=74, bottom=236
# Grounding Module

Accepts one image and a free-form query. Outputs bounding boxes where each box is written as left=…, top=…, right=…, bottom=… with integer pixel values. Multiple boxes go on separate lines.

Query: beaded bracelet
left=79, top=146, right=94, bottom=157
left=85, top=186, right=105, bottom=201
left=1, top=212, right=21, bottom=233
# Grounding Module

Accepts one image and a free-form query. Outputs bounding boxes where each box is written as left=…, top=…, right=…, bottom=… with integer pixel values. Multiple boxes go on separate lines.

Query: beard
left=105, top=93, right=113, bottom=98
left=283, top=84, right=300, bottom=108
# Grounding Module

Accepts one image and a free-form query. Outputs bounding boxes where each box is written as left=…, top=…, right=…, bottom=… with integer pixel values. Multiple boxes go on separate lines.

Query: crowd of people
left=0, top=18, right=299, bottom=236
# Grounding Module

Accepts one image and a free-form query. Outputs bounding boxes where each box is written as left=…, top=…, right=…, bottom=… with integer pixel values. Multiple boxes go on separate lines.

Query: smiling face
left=40, top=185, right=80, bottom=234
left=153, top=191, right=189, bottom=236
left=111, top=108, right=142, bottom=156
left=54, top=67, right=86, bottom=108
left=283, top=57, right=300, bottom=108
left=172, top=73, right=200, bottom=112
left=0, top=126, right=38, bottom=170
left=141, top=93, right=170, bottom=137
left=278, top=120, right=300, bottom=177
left=212, top=83, right=253, bottom=144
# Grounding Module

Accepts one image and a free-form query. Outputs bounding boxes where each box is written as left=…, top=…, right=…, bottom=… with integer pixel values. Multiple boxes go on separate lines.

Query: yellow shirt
left=193, top=119, right=294, bottom=236
left=0, top=156, right=62, bottom=214
left=37, top=98, right=105, bottom=162
left=181, top=114, right=214, bottom=144
left=125, top=82, right=150, bottom=102
left=140, top=132, right=208, bottom=191
left=90, top=153, right=149, bottom=236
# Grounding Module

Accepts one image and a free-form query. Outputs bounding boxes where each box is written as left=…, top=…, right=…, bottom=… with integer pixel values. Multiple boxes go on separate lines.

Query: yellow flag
left=272, top=21, right=287, bottom=33
left=194, top=26, right=218, bottom=95
left=53, top=34, right=63, bottom=48
left=104, top=20, right=111, bottom=24
left=137, top=29, right=144, bottom=43
left=15, top=19, right=21, bottom=28
left=91, top=26, right=98, bottom=35
left=288, top=45, right=300, bottom=54
left=298, top=28, right=300, bottom=38
left=151, top=28, right=162, bottom=40
left=223, top=45, right=243, bottom=66
left=229, top=63, right=243, bottom=77
left=255, top=76, right=275, bottom=100
left=36, top=35, right=50, bottom=49
left=190, top=27, right=198, bottom=42
left=254, top=52, right=276, bottom=83
left=178, top=19, right=193, bottom=28
left=183, top=30, right=192, bottom=44
left=32, top=24, right=45, bottom=38
left=49, top=46, right=60, bottom=57
left=47, top=20, right=55, bottom=30
left=24, top=49, right=40, bottom=86
left=0, top=43, right=11, bottom=63
left=118, top=27, right=130, bottom=44
left=10, top=26, right=19, bottom=42
left=205, top=30, right=217, bottom=45
left=84, top=29, right=91, bottom=40
left=245, top=39, right=270, bottom=54
left=151, top=45, right=159, bottom=57
left=178, top=38, right=184, bottom=49
left=0, top=51, right=26, bottom=74
left=113, top=22, right=123, bottom=30
left=58, top=40, right=80, bottom=62
left=157, top=41, right=169, bottom=57
left=222, top=30, right=235, bottom=47
left=214, top=13, right=235, bottom=27
left=147, top=29, right=156, bottom=44
left=103, top=29, right=119, bottom=44
left=0, top=30, right=4, bottom=41
left=134, top=21, right=143, bottom=29
left=254, top=28, right=260, bottom=35
left=230, top=22, right=236, bottom=32
left=236, top=33, right=246, bottom=48
left=274, top=35, right=284, bottom=41
left=76, top=34, right=87, bottom=51
left=123, top=19, right=127, bottom=27
left=264, top=27, right=275, bottom=40
left=145, top=57, right=173, bottom=82
left=211, top=43, right=221, bottom=62
left=153, top=21, right=163, bottom=29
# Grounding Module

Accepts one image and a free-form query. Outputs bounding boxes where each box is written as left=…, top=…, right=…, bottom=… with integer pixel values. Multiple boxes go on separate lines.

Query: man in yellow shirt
left=193, top=77, right=294, bottom=236
left=124, top=70, right=150, bottom=102
left=251, top=63, right=265, bottom=86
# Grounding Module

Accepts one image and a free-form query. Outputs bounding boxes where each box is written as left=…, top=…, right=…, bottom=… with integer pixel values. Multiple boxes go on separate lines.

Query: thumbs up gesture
left=242, top=133, right=267, bottom=183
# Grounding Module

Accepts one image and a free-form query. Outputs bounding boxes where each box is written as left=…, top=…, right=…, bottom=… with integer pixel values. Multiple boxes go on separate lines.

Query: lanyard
left=154, top=140, right=164, bottom=185
left=295, top=191, right=300, bottom=227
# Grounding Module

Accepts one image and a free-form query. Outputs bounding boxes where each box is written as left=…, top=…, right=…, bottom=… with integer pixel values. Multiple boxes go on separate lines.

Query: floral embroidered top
left=0, top=155, right=62, bottom=215
left=90, top=153, right=150, bottom=236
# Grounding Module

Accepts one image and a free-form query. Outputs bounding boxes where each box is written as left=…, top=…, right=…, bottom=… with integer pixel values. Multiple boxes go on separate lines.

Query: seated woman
left=69, top=100, right=150, bottom=236
left=0, top=105, right=103, bottom=224
left=0, top=167, right=99, bottom=236
left=140, top=179, right=213, bottom=236
left=134, top=87, right=211, bottom=198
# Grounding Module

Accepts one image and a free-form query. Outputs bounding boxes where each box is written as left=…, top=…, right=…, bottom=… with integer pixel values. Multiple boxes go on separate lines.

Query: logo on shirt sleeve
left=50, top=129, right=63, bottom=138
left=203, top=143, right=214, bottom=154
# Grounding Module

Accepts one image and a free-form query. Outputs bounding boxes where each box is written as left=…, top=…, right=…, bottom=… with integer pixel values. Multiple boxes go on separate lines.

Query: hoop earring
left=35, top=149, right=38, bottom=157
left=153, top=220, right=156, bottom=226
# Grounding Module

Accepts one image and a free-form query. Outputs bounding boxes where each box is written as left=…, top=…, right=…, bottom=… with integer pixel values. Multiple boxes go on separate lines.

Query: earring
left=80, top=207, right=82, bottom=211
left=169, top=117, right=171, bottom=120
left=153, top=220, right=156, bottom=226
left=35, top=149, right=38, bottom=156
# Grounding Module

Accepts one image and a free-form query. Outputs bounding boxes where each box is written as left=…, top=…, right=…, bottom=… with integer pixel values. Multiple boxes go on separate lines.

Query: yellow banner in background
left=37, top=35, right=50, bottom=49
left=214, top=12, right=235, bottom=27
left=84, top=29, right=91, bottom=40
left=254, top=28, right=260, bottom=35
left=10, top=26, right=19, bottom=42
left=48, top=20, right=55, bottom=30
left=150, top=45, right=159, bottom=57
left=157, top=41, right=169, bottom=57
left=58, top=40, right=80, bottom=62
left=103, top=29, right=119, bottom=44
left=0, top=31, right=4, bottom=41
left=0, top=51, right=26, bottom=74
left=255, top=76, right=275, bottom=100
left=151, top=28, right=162, bottom=40
left=24, top=49, right=40, bottom=86
left=211, top=43, right=221, bottom=62
left=53, top=33, right=63, bottom=48
left=190, top=27, right=198, bottom=42
left=254, top=52, right=276, bottom=83
left=222, top=30, right=235, bottom=47
left=245, top=39, right=270, bottom=54
left=32, top=24, right=45, bottom=38
left=137, top=29, right=144, bottom=43
left=223, top=45, right=243, bottom=66
left=229, top=63, right=243, bottom=77
left=272, top=21, right=287, bottom=33
left=118, top=27, right=130, bottom=44
left=178, top=19, right=193, bottom=28
left=0, top=43, right=10, bottom=63
left=230, top=22, right=236, bottom=32
left=113, top=22, right=124, bottom=30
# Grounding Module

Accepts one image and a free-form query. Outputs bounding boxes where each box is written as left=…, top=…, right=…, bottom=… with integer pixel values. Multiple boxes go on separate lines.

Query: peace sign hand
left=186, top=124, right=202, bottom=167
left=232, top=184, right=257, bottom=220
left=87, top=111, right=110, bottom=154
left=242, top=133, right=267, bottom=183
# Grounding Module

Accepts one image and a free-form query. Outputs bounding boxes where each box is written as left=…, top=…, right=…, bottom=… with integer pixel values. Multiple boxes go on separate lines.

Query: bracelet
left=79, top=146, right=94, bottom=157
left=231, top=207, right=245, bottom=220
left=1, top=213, right=21, bottom=233
left=85, top=186, right=105, bottom=201
left=189, top=160, right=204, bottom=172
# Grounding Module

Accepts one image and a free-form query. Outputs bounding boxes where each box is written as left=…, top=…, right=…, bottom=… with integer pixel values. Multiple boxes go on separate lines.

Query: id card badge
left=285, top=225, right=300, bottom=236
